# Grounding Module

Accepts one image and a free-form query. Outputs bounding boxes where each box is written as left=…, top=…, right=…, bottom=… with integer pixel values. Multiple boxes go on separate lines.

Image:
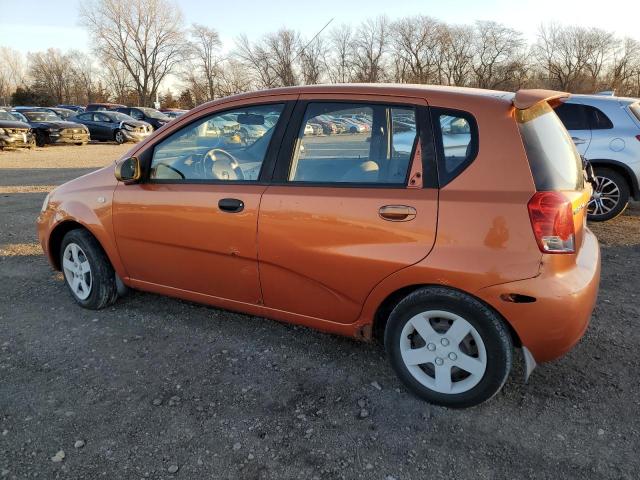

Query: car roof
left=568, top=93, right=639, bottom=106
left=196, top=83, right=516, bottom=108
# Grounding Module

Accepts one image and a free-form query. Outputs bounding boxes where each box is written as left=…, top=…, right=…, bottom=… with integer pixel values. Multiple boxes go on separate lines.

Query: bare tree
left=391, top=16, right=445, bottom=84
left=188, top=23, right=222, bottom=101
left=0, top=47, right=25, bottom=104
left=327, top=24, right=355, bottom=83
left=236, top=29, right=300, bottom=88
left=27, top=49, right=75, bottom=104
left=299, top=36, right=327, bottom=85
left=102, top=58, right=134, bottom=103
left=534, top=23, right=615, bottom=92
left=608, top=37, right=640, bottom=96
left=80, top=0, right=187, bottom=106
left=352, top=16, right=390, bottom=82
left=440, top=25, right=474, bottom=86
left=471, top=21, right=527, bottom=89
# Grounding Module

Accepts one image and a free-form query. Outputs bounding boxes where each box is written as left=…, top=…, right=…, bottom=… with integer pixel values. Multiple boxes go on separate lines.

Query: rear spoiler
left=513, top=89, right=570, bottom=110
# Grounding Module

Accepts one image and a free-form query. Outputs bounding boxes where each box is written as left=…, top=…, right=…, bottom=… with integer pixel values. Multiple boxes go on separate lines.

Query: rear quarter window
left=517, top=102, right=584, bottom=191
left=431, top=108, right=478, bottom=186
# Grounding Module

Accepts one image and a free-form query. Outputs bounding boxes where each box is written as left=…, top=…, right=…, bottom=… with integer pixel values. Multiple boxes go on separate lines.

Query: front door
left=257, top=98, right=439, bottom=324
left=112, top=102, right=291, bottom=304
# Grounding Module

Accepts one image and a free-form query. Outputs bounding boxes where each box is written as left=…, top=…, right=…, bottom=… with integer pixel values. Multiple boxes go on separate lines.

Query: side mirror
left=115, top=157, right=142, bottom=184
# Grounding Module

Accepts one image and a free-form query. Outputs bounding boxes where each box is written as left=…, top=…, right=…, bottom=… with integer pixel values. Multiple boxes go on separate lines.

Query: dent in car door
left=257, top=97, right=438, bottom=324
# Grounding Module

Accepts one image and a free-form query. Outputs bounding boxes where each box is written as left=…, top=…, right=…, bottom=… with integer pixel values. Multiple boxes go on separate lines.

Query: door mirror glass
left=115, top=157, right=142, bottom=184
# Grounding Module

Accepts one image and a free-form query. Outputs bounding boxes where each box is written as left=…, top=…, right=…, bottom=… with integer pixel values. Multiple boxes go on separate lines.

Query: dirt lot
left=1, top=144, right=639, bottom=480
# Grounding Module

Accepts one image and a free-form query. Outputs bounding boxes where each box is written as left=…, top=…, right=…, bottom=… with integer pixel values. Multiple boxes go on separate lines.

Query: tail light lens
left=527, top=191, right=575, bottom=254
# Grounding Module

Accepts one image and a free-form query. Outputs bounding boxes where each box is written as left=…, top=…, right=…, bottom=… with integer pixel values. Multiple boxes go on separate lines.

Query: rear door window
left=517, top=102, right=584, bottom=191
left=287, top=103, right=417, bottom=185
left=554, top=103, right=590, bottom=130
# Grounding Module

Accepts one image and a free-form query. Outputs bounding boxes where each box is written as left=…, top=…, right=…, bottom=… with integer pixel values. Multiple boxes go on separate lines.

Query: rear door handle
left=571, top=137, right=587, bottom=145
left=218, top=198, right=244, bottom=213
left=378, top=205, right=417, bottom=222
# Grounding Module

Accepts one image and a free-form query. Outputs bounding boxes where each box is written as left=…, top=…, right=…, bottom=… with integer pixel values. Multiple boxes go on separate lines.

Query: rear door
left=554, top=102, right=592, bottom=156
left=257, top=95, right=438, bottom=324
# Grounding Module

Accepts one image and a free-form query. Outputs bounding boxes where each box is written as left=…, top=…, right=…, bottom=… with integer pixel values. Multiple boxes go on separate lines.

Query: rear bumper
left=477, top=228, right=601, bottom=363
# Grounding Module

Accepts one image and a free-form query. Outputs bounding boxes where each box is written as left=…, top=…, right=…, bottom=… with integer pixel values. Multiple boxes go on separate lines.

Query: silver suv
left=555, top=94, right=640, bottom=221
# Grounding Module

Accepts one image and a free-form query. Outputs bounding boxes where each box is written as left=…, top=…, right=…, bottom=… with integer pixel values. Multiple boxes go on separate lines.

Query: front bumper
left=0, top=132, right=35, bottom=148
left=122, top=130, right=152, bottom=142
left=477, top=228, right=601, bottom=363
left=49, top=132, right=90, bottom=144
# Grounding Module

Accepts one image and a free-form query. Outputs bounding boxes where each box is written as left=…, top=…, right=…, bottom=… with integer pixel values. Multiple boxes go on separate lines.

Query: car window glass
left=95, top=113, right=111, bottom=122
left=150, top=103, right=284, bottom=181
left=585, top=105, right=613, bottom=129
left=288, top=103, right=416, bottom=184
left=130, top=109, right=144, bottom=120
left=437, top=114, right=473, bottom=175
left=554, top=103, right=590, bottom=130
left=77, top=113, right=92, bottom=121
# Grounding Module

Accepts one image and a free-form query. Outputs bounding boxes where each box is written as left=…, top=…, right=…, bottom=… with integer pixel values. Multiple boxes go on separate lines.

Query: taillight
left=527, top=191, right=575, bottom=254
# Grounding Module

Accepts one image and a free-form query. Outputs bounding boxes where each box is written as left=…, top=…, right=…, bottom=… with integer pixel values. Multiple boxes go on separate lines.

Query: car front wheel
left=60, top=229, right=118, bottom=309
left=587, top=167, right=629, bottom=221
left=384, top=287, right=513, bottom=408
left=114, top=129, right=126, bottom=144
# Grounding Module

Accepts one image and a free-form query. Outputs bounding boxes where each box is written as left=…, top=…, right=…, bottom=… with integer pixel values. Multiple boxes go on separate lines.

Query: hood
left=28, top=120, right=87, bottom=129
left=0, top=120, right=31, bottom=129
left=121, top=119, right=150, bottom=127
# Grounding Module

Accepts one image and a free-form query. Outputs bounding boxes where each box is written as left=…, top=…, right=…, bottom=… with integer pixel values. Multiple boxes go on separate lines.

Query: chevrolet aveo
left=37, top=85, right=601, bottom=408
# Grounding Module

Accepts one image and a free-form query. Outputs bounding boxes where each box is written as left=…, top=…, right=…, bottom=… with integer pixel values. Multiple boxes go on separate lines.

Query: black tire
left=114, top=129, right=126, bottom=144
left=587, top=167, right=629, bottom=222
left=384, top=286, right=513, bottom=408
left=35, top=132, right=46, bottom=147
left=59, top=229, right=118, bottom=310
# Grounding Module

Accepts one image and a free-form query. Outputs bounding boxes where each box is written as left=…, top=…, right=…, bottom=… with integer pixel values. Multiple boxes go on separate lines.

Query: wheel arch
left=48, top=220, right=115, bottom=274
left=371, top=284, right=522, bottom=348
left=589, top=159, right=639, bottom=200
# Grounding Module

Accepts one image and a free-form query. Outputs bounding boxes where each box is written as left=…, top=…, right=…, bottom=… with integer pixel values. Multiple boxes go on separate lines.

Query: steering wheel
left=203, top=148, right=244, bottom=180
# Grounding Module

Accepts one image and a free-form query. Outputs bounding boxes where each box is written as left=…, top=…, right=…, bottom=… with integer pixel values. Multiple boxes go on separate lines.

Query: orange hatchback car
left=37, top=85, right=600, bottom=407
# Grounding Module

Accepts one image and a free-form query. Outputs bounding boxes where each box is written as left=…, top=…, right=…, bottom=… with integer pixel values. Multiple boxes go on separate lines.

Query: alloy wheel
left=588, top=175, right=620, bottom=217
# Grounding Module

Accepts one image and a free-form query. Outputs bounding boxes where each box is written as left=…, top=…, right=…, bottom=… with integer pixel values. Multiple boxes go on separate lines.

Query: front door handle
left=571, top=137, right=587, bottom=145
left=218, top=198, right=244, bottom=213
left=378, top=205, right=417, bottom=222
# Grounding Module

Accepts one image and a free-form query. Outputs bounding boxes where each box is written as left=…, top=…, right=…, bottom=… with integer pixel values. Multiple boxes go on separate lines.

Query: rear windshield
left=517, top=102, right=583, bottom=191
left=630, top=103, right=640, bottom=123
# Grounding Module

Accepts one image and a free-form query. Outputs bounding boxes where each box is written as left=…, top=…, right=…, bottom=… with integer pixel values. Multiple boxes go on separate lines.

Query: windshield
left=517, top=102, right=584, bottom=191
left=0, top=111, right=17, bottom=121
left=24, top=111, right=60, bottom=122
left=108, top=112, right=136, bottom=122
left=139, top=108, right=169, bottom=120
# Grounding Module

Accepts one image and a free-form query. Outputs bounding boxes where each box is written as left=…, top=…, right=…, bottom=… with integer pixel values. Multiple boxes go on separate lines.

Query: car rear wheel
left=60, top=229, right=118, bottom=310
left=384, top=287, right=513, bottom=408
left=587, top=167, right=629, bottom=222
left=114, top=129, right=125, bottom=144
left=35, top=132, right=46, bottom=147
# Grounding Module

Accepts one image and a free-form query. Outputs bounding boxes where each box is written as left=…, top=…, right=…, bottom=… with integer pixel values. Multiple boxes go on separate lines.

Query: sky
left=1, top=0, right=639, bottom=57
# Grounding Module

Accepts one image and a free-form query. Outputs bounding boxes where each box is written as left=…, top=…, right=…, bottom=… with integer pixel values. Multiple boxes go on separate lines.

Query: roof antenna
left=292, top=17, right=335, bottom=64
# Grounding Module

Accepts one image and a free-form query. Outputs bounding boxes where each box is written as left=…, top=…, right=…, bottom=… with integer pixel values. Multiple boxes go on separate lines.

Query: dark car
left=0, top=110, right=35, bottom=150
left=56, top=105, right=85, bottom=113
left=115, top=106, right=170, bottom=130
left=13, top=106, right=75, bottom=120
left=161, top=109, right=188, bottom=120
left=20, top=110, right=90, bottom=147
left=85, top=103, right=127, bottom=112
left=70, top=111, right=153, bottom=144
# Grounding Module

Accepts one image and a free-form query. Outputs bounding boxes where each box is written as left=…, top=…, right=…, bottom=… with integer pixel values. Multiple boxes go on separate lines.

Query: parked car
left=162, top=110, right=187, bottom=120
left=8, top=111, right=29, bottom=123
left=70, top=111, right=153, bottom=144
left=115, top=107, right=170, bottom=130
left=37, top=85, right=600, bottom=408
left=20, top=110, right=90, bottom=146
left=0, top=109, right=35, bottom=150
left=56, top=105, right=85, bottom=113
left=85, top=103, right=126, bottom=112
left=554, top=94, right=640, bottom=221
left=15, top=106, right=76, bottom=121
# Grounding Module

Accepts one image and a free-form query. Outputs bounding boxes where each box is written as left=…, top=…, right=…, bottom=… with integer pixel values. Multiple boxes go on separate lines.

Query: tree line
left=1, top=0, right=639, bottom=108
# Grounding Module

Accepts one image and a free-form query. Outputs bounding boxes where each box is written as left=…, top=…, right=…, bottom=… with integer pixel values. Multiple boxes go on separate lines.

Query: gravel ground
left=1, top=144, right=639, bottom=480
